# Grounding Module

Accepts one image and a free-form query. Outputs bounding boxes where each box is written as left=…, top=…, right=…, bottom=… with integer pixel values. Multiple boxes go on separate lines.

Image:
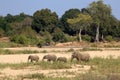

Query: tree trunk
left=101, top=33, right=104, bottom=41
left=95, top=23, right=99, bottom=42
left=79, top=28, right=82, bottom=42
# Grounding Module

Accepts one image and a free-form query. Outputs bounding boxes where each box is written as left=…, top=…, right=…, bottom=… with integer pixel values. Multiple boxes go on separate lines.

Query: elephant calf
left=71, top=51, right=90, bottom=62
left=42, top=54, right=57, bottom=62
left=28, top=55, right=39, bottom=62
left=57, top=57, right=67, bottom=63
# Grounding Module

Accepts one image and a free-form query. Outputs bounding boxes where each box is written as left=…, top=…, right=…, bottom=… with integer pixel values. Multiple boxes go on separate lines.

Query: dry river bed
left=0, top=47, right=119, bottom=79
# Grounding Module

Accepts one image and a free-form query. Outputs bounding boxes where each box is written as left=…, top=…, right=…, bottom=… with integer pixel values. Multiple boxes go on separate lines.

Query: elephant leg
left=47, top=59, right=50, bottom=62
left=36, top=59, right=39, bottom=62
left=31, top=59, right=33, bottom=62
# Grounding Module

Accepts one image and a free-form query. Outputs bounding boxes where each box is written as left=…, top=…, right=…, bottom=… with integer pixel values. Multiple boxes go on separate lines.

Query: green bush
left=10, top=34, right=28, bottom=45
left=52, top=31, right=65, bottom=42
left=52, top=32, right=75, bottom=43
left=10, top=34, right=38, bottom=46
left=39, top=31, right=52, bottom=43
left=37, top=39, right=46, bottom=48
left=82, top=35, right=92, bottom=42
left=105, top=35, right=113, bottom=42
left=0, top=28, right=5, bottom=37
left=64, top=34, right=76, bottom=42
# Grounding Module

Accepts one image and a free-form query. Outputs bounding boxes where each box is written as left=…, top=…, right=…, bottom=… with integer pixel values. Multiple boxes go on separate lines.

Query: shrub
left=105, top=35, right=113, bottom=42
left=0, top=28, right=5, bottom=37
left=82, top=35, right=92, bottom=42
left=10, top=34, right=28, bottom=45
left=52, top=31, right=65, bottom=42
left=40, top=31, right=52, bottom=43
left=52, top=27, right=75, bottom=43
left=37, top=39, right=46, bottom=48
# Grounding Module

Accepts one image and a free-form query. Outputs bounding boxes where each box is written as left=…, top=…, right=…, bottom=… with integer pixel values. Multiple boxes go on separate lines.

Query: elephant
left=71, top=51, right=90, bottom=62
left=28, top=55, right=39, bottom=62
left=42, top=54, right=57, bottom=62
left=57, top=57, right=67, bottom=63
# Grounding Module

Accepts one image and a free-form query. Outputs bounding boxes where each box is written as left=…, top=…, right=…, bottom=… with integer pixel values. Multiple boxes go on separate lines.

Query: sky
left=0, top=0, right=120, bottom=20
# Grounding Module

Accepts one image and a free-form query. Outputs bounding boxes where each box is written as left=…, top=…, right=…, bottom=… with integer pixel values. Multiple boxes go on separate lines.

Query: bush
left=10, top=34, right=28, bottom=45
left=10, top=34, right=38, bottom=46
left=105, top=35, right=113, bottom=42
left=53, top=32, right=75, bottom=43
left=37, top=39, right=46, bottom=48
left=52, top=31, right=65, bottom=42
left=52, top=27, right=75, bottom=43
left=82, top=35, right=92, bottom=42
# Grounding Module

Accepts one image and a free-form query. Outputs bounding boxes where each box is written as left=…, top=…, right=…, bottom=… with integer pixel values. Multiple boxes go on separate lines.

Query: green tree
left=87, top=0, right=112, bottom=42
left=60, top=9, right=81, bottom=35
left=0, top=16, right=12, bottom=36
left=67, top=13, right=92, bottom=42
left=107, top=16, right=119, bottom=37
left=32, top=8, right=59, bottom=33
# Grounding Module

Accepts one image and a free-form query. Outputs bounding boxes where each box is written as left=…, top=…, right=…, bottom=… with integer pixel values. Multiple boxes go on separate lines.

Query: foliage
left=0, top=0, right=119, bottom=44
left=32, top=8, right=58, bottom=33
left=87, top=0, right=112, bottom=42
left=37, top=39, right=46, bottom=48
left=10, top=34, right=28, bottom=45
left=105, top=35, right=113, bottom=42
left=0, top=28, right=5, bottom=37
left=67, top=13, right=92, bottom=42
left=61, top=8, right=81, bottom=35
left=52, top=27, right=68, bottom=42
left=39, top=30, right=52, bottom=44
left=82, top=35, right=92, bottom=42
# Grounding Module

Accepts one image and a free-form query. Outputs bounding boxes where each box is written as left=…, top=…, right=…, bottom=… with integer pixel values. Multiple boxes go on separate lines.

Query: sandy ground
left=0, top=47, right=120, bottom=78
left=0, top=47, right=120, bottom=63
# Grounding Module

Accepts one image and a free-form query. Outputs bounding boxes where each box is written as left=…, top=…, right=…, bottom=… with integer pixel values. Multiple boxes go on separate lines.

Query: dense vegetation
left=0, top=0, right=120, bottom=46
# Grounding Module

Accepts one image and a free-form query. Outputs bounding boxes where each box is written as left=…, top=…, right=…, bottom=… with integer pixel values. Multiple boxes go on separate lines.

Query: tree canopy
left=0, top=0, right=119, bottom=45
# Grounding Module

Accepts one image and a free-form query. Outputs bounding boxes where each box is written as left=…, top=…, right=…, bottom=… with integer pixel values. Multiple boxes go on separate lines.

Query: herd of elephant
left=28, top=51, right=90, bottom=63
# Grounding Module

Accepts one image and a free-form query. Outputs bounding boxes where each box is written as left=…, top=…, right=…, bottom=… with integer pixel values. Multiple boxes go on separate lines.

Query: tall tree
left=32, top=9, right=59, bottom=33
left=0, top=16, right=12, bottom=36
left=67, top=13, right=92, bottom=42
left=61, top=9, right=81, bottom=35
left=87, top=0, right=111, bottom=42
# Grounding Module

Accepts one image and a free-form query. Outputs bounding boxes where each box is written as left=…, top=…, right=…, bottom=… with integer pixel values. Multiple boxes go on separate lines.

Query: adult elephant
left=71, top=51, right=90, bottom=62
left=42, top=54, right=57, bottom=62
left=28, top=55, right=39, bottom=62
